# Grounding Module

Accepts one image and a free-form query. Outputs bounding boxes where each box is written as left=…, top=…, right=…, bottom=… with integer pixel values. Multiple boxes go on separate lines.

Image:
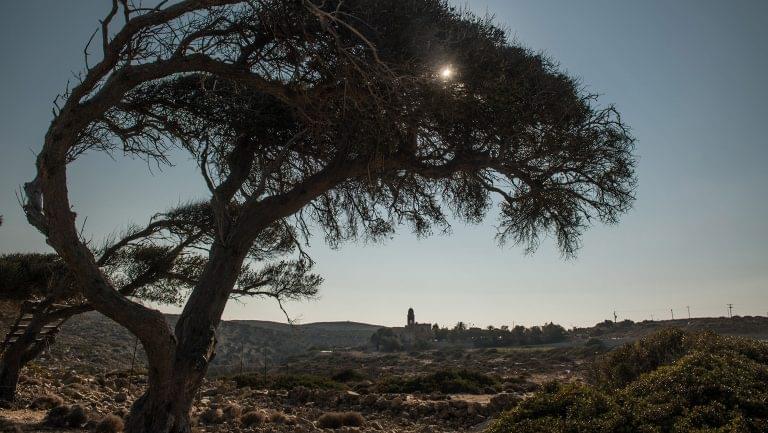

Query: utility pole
left=650, top=314, right=654, bottom=321
left=670, top=309, right=674, bottom=320
left=727, top=304, right=733, bottom=318
left=686, top=306, right=691, bottom=319
left=613, top=311, right=617, bottom=323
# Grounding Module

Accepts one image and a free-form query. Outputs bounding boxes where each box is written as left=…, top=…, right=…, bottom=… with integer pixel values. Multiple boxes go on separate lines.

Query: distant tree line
left=371, top=322, right=569, bottom=352
left=432, top=322, right=568, bottom=347
left=370, top=328, right=403, bottom=352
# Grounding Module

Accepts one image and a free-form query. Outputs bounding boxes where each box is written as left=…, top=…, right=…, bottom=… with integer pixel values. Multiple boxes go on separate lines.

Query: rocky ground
left=1, top=367, right=517, bottom=433
left=0, top=344, right=589, bottom=433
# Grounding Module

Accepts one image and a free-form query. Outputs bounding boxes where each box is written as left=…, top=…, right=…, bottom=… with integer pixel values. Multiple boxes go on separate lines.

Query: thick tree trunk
left=124, top=368, right=202, bottom=433
left=125, top=243, right=248, bottom=433
left=0, top=305, right=63, bottom=404
left=0, top=352, right=23, bottom=404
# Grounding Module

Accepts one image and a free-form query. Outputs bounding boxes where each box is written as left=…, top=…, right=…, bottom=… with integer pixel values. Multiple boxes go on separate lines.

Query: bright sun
left=440, top=66, right=454, bottom=79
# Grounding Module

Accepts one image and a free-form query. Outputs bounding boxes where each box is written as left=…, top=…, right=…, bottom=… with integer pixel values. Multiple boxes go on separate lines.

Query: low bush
left=623, top=351, right=768, bottom=432
left=317, top=411, right=365, bottom=429
left=230, top=373, right=265, bottom=388
left=331, top=368, right=367, bottom=383
left=222, top=403, right=242, bottom=420
left=65, top=405, right=88, bottom=427
left=95, top=414, right=125, bottom=433
left=232, top=373, right=343, bottom=390
left=199, top=408, right=224, bottom=425
left=588, top=328, right=690, bottom=388
left=45, top=404, right=89, bottom=428
left=45, top=406, right=72, bottom=428
left=589, top=328, right=768, bottom=389
left=30, top=393, right=64, bottom=410
left=378, top=369, right=499, bottom=394
left=487, top=383, right=625, bottom=433
left=271, top=374, right=343, bottom=391
left=488, top=331, right=768, bottom=433
left=240, top=410, right=267, bottom=426
left=269, top=411, right=289, bottom=424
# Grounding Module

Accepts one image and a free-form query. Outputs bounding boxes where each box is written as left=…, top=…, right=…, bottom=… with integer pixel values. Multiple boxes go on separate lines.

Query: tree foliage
left=433, top=322, right=568, bottom=347
left=19, top=1, right=636, bottom=431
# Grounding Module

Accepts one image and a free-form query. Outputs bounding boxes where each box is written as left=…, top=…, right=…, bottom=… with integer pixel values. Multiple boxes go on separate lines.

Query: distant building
left=392, top=307, right=433, bottom=345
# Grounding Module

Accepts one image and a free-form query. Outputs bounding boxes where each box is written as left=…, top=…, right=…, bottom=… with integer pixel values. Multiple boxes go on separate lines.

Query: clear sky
left=1, top=1, right=766, bottom=328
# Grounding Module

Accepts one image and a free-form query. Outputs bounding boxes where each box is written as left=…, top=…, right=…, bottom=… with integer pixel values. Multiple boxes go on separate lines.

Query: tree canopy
left=20, top=1, right=636, bottom=431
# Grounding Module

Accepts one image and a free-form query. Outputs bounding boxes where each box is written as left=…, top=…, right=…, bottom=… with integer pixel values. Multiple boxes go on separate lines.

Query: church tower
left=407, top=308, right=415, bottom=326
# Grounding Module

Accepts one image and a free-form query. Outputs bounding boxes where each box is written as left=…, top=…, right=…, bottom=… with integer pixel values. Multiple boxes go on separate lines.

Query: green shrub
left=232, top=372, right=343, bottom=390
left=271, top=374, right=343, bottom=390
left=588, top=328, right=689, bottom=388
left=488, top=383, right=626, bottom=433
left=487, top=331, right=768, bottom=433
left=231, top=373, right=265, bottom=388
left=589, top=328, right=768, bottom=389
left=331, top=368, right=367, bottom=383
left=622, top=351, right=768, bottom=432
left=379, top=369, right=498, bottom=394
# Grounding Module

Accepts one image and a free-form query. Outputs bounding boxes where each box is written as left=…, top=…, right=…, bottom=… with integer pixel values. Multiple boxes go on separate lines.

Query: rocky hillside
left=45, top=311, right=382, bottom=375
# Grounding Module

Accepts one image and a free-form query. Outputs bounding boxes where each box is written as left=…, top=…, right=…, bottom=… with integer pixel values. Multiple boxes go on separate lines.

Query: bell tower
left=407, top=308, right=415, bottom=326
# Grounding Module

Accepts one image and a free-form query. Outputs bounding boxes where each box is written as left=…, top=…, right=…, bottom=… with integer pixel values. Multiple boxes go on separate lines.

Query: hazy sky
left=1, top=1, right=766, bottom=328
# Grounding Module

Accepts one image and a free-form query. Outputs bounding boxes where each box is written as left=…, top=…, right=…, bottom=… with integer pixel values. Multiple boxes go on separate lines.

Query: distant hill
left=9, top=306, right=767, bottom=377
left=39, top=311, right=383, bottom=375
left=573, top=316, right=768, bottom=347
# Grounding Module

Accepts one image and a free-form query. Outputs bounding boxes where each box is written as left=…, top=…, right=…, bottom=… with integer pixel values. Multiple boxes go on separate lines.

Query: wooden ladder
left=0, top=302, right=70, bottom=353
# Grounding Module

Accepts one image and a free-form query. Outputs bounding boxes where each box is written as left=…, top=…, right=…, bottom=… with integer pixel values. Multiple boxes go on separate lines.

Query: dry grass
left=199, top=407, right=224, bottom=424
left=222, top=403, right=242, bottom=420
left=95, top=414, right=125, bottom=433
left=240, top=410, right=267, bottom=426
left=29, top=393, right=64, bottom=410
left=317, top=411, right=364, bottom=429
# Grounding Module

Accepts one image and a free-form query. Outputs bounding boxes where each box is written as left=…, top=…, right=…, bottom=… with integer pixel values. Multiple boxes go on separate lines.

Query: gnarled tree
left=22, top=1, right=635, bottom=431
left=1, top=202, right=318, bottom=403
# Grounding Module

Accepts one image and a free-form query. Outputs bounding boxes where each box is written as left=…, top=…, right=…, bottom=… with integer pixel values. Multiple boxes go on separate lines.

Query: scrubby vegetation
left=589, top=328, right=768, bottom=388
left=331, top=368, right=367, bottom=383
left=199, top=408, right=224, bottom=425
left=45, top=404, right=89, bottom=428
left=232, top=372, right=343, bottom=390
left=379, top=369, right=499, bottom=394
left=30, top=393, right=64, bottom=409
left=95, top=414, right=125, bottom=433
left=318, top=411, right=365, bottom=429
left=269, top=411, right=291, bottom=424
left=487, top=329, right=768, bottom=433
left=240, top=410, right=267, bottom=426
